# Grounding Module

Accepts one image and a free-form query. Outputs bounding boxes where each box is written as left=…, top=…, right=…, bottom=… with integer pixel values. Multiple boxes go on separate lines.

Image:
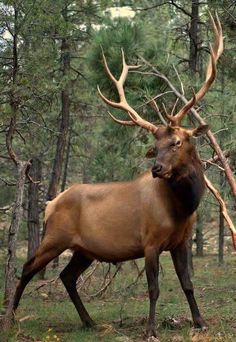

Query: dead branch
left=204, top=175, right=236, bottom=249
left=0, top=177, right=16, bottom=186
left=125, top=266, right=145, bottom=290
left=25, top=160, right=40, bottom=184
left=147, top=97, right=168, bottom=125
left=90, top=264, right=122, bottom=298
left=135, top=0, right=192, bottom=18
left=203, top=151, right=230, bottom=170
left=173, top=64, right=185, bottom=95
left=27, top=277, right=59, bottom=295
left=0, top=205, right=12, bottom=213
left=202, top=159, right=224, bottom=171
left=77, top=261, right=100, bottom=291
left=6, top=117, right=18, bottom=166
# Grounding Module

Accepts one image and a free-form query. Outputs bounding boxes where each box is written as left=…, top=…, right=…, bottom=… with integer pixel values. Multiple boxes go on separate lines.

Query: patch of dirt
left=190, top=330, right=213, bottom=342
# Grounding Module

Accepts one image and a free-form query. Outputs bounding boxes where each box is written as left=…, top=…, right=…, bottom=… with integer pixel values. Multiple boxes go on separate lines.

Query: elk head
left=98, top=14, right=223, bottom=180
left=146, top=125, right=209, bottom=179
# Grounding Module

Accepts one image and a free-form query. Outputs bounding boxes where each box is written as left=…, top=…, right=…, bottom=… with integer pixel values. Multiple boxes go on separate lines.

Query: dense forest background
left=1, top=0, right=235, bottom=261
left=0, top=1, right=235, bottom=341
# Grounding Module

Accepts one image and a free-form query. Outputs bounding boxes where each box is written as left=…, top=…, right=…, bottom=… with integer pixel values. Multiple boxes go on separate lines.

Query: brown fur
left=44, top=170, right=195, bottom=260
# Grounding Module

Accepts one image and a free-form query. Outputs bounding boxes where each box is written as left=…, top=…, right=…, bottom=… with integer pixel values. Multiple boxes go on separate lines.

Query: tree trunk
left=218, top=173, right=225, bottom=265
left=2, top=161, right=29, bottom=329
left=2, top=4, right=30, bottom=329
left=195, top=212, right=204, bottom=256
left=218, top=206, right=225, bottom=265
left=4, top=162, right=28, bottom=303
left=187, top=0, right=200, bottom=274
left=189, top=0, right=199, bottom=73
left=61, top=129, right=71, bottom=192
left=46, top=24, right=70, bottom=202
left=27, top=158, right=42, bottom=260
left=41, top=8, right=71, bottom=275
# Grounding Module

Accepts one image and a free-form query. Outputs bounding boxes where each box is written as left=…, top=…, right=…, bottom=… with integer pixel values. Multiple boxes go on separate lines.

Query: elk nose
left=152, top=163, right=162, bottom=178
left=155, top=164, right=162, bottom=172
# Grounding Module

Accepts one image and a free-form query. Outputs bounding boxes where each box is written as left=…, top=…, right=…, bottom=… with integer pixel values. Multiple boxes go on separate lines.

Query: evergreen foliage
left=0, top=0, right=235, bottom=251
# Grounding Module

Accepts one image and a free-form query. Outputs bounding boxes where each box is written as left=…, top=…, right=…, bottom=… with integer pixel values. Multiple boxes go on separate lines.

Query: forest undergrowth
left=0, top=249, right=235, bottom=342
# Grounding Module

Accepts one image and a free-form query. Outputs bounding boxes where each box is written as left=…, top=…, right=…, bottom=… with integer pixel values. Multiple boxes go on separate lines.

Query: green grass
left=0, top=253, right=236, bottom=342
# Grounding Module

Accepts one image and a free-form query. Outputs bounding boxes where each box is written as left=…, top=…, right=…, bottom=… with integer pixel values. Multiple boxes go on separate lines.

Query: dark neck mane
left=168, top=157, right=205, bottom=215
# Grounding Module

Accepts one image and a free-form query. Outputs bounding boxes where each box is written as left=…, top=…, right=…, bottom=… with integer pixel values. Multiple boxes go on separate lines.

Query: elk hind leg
left=171, top=242, right=208, bottom=330
left=60, top=251, right=95, bottom=328
left=13, top=239, right=65, bottom=311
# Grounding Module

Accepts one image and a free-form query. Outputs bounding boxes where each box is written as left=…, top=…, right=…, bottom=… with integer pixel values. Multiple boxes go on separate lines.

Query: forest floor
left=0, top=251, right=235, bottom=342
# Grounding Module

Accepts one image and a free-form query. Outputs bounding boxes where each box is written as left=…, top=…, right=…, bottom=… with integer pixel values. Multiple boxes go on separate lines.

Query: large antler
left=169, top=13, right=223, bottom=126
left=98, top=49, right=159, bottom=135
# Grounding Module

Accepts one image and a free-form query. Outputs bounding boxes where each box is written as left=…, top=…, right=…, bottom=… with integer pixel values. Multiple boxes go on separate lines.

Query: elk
left=12, top=14, right=223, bottom=339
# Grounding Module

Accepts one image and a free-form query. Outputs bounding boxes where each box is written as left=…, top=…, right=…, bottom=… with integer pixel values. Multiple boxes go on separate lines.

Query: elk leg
left=170, top=242, right=208, bottom=330
left=145, top=247, right=160, bottom=337
left=13, top=241, right=65, bottom=311
left=60, top=251, right=95, bottom=328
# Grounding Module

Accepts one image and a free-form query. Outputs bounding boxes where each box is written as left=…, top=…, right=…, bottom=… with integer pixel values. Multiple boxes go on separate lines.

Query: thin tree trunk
left=218, top=207, right=225, bottom=265
left=189, top=0, right=199, bottom=73
left=218, top=173, right=225, bottom=265
left=2, top=4, right=30, bottom=329
left=187, top=0, right=200, bottom=274
left=27, top=158, right=41, bottom=260
left=51, top=130, right=71, bottom=270
left=41, top=8, right=71, bottom=275
left=2, top=161, right=29, bottom=329
left=218, top=59, right=226, bottom=265
left=46, top=29, right=70, bottom=202
left=4, top=162, right=28, bottom=302
left=61, top=129, right=71, bottom=192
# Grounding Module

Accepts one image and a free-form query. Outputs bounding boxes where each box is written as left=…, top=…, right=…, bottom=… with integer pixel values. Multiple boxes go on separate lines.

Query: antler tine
left=101, top=50, right=117, bottom=85
left=119, top=49, right=141, bottom=86
left=215, top=12, right=224, bottom=57
left=98, top=49, right=159, bottom=135
left=206, top=12, right=223, bottom=78
left=171, top=90, right=197, bottom=126
left=171, top=13, right=223, bottom=126
left=97, top=85, right=121, bottom=109
left=196, top=44, right=217, bottom=100
left=107, top=111, right=135, bottom=126
left=119, top=49, right=129, bottom=87
left=171, top=98, right=179, bottom=116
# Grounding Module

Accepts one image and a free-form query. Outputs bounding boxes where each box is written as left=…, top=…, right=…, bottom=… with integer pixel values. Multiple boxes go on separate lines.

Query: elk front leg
left=145, top=247, right=160, bottom=338
left=171, top=242, right=208, bottom=330
left=60, top=251, right=95, bottom=328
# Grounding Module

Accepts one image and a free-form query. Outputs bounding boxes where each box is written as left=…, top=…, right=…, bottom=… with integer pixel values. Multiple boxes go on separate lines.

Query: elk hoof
left=82, top=319, right=96, bottom=329
left=146, top=326, right=160, bottom=341
left=147, top=336, right=160, bottom=342
left=193, top=317, right=208, bottom=331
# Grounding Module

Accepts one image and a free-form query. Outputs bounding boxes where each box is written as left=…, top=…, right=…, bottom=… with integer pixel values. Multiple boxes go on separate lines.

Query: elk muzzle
left=152, top=162, right=172, bottom=179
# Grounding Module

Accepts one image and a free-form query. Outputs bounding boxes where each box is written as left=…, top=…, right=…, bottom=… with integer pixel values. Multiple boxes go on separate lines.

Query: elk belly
left=72, top=185, right=144, bottom=262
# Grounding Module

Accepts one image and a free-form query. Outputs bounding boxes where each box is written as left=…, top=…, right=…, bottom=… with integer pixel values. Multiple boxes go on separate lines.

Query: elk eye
left=175, top=140, right=181, bottom=146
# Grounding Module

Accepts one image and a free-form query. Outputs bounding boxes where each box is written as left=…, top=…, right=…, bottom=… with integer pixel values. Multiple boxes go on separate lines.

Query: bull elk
left=12, top=14, right=223, bottom=339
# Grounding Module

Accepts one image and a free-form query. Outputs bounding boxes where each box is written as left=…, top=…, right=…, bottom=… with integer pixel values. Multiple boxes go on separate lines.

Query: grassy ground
left=0, top=252, right=235, bottom=342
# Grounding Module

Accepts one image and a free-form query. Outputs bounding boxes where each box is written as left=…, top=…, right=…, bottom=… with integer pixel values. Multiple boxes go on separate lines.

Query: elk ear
left=188, top=124, right=210, bottom=137
left=146, top=147, right=157, bottom=159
